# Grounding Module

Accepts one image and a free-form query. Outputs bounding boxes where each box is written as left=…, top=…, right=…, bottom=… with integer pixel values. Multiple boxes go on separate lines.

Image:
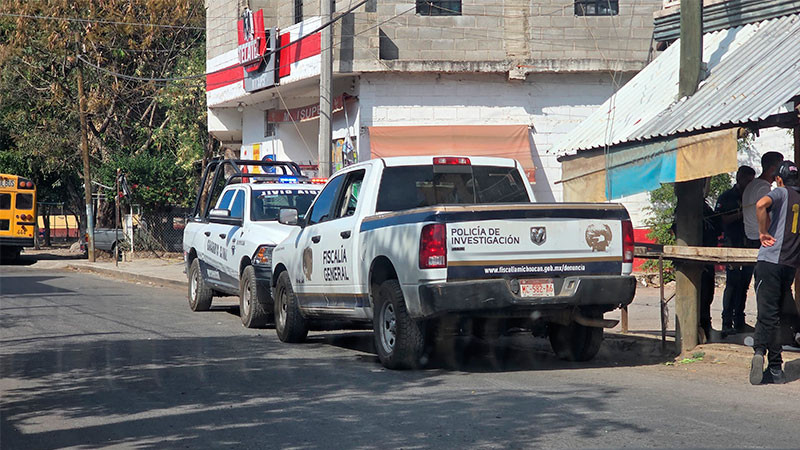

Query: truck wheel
left=548, top=320, right=603, bottom=362
left=188, top=259, right=213, bottom=312
left=373, top=279, right=426, bottom=370
left=274, top=271, right=308, bottom=342
left=239, top=265, right=273, bottom=328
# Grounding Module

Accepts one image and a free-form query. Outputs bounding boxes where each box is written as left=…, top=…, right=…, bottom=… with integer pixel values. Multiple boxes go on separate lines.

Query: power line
left=0, top=12, right=204, bottom=30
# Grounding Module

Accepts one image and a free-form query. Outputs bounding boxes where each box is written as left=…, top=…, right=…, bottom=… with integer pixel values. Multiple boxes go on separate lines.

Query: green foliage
left=96, top=153, right=196, bottom=211
left=642, top=174, right=732, bottom=280
left=0, top=0, right=207, bottom=219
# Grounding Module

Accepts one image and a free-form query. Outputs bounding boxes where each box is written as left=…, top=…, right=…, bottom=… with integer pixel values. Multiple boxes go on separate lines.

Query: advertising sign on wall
left=237, top=9, right=277, bottom=93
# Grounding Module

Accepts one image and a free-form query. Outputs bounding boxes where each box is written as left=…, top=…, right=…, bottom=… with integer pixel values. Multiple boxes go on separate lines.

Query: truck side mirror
left=209, top=208, right=230, bottom=218
left=278, top=208, right=299, bottom=226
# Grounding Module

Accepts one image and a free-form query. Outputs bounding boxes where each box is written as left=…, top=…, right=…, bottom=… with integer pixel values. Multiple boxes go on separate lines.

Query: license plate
left=519, top=278, right=555, bottom=298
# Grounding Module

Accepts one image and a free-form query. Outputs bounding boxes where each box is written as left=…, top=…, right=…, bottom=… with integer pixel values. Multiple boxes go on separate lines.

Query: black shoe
left=721, top=326, right=736, bottom=337
left=736, top=323, right=756, bottom=334
left=750, top=353, right=765, bottom=385
left=763, top=368, right=786, bottom=385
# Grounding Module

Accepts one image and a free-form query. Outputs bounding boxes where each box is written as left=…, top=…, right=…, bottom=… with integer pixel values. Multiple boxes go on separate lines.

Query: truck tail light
left=622, top=220, right=634, bottom=264
left=419, top=223, right=447, bottom=269
left=433, top=157, right=470, bottom=165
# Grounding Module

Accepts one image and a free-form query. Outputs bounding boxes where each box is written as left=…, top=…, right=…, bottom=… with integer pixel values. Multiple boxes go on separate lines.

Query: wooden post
left=678, top=0, right=703, bottom=99
left=76, top=34, right=95, bottom=262
left=674, top=179, right=704, bottom=352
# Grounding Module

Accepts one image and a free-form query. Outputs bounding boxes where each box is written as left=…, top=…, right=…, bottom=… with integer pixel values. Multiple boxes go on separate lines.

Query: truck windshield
left=251, top=189, right=318, bottom=221
left=376, top=165, right=530, bottom=212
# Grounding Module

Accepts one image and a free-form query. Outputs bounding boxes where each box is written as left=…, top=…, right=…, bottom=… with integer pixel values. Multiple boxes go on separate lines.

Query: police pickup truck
left=270, top=156, right=636, bottom=369
left=183, top=159, right=323, bottom=328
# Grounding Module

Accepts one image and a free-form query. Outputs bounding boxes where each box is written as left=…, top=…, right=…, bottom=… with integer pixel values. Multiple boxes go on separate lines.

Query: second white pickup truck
left=271, top=156, right=636, bottom=369
left=183, top=159, right=323, bottom=328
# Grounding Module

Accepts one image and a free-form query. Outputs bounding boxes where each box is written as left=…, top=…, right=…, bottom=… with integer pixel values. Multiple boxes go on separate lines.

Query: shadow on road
left=1, top=332, right=654, bottom=449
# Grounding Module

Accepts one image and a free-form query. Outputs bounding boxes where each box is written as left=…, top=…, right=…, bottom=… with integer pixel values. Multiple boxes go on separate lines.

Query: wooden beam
left=662, top=245, right=758, bottom=263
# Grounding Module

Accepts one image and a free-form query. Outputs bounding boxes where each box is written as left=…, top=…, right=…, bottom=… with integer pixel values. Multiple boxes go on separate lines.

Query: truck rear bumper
left=416, top=275, right=636, bottom=319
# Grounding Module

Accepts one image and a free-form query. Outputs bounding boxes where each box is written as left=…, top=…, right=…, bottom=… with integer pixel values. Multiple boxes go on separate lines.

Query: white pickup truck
left=270, top=156, right=636, bottom=369
left=182, top=159, right=323, bottom=328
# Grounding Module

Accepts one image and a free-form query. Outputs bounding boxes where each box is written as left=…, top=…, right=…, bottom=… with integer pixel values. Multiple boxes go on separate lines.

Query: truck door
left=318, top=169, right=365, bottom=309
left=203, top=189, right=236, bottom=288
left=293, top=174, right=346, bottom=310
left=218, top=189, right=245, bottom=286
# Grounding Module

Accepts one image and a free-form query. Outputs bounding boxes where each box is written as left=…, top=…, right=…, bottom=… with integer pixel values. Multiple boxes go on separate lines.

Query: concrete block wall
left=207, top=0, right=662, bottom=71
left=206, top=0, right=240, bottom=60
left=358, top=71, right=632, bottom=203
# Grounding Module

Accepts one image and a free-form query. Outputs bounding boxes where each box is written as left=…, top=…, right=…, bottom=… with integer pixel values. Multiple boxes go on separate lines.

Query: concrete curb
left=65, top=263, right=186, bottom=290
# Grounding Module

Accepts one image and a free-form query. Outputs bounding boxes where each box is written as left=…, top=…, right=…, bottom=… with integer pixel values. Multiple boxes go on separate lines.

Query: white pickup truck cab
left=271, top=156, right=636, bottom=369
left=183, top=159, right=322, bottom=328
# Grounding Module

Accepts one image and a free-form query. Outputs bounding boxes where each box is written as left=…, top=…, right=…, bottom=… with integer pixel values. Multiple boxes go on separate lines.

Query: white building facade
left=206, top=0, right=668, bottom=226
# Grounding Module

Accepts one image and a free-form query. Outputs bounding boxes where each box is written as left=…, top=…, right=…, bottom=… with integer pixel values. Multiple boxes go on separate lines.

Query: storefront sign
left=238, top=9, right=276, bottom=92
left=268, top=95, right=347, bottom=122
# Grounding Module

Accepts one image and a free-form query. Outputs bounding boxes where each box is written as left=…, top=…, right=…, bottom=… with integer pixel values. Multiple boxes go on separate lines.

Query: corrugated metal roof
left=553, top=14, right=800, bottom=157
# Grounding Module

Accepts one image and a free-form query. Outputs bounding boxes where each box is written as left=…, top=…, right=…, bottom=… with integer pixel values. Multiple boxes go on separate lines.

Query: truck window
left=334, top=170, right=365, bottom=219
left=216, top=190, right=236, bottom=210
left=306, top=175, right=345, bottom=225
left=229, top=190, right=245, bottom=218
left=376, top=165, right=529, bottom=212
left=251, top=189, right=317, bottom=221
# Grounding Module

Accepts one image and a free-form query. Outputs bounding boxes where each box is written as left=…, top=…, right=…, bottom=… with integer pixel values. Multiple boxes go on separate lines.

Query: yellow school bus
left=0, top=173, right=36, bottom=260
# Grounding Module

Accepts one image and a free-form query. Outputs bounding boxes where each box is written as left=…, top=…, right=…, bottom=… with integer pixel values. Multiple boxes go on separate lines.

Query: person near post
left=699, top=196, right=722, bottom=341
left=743, top=152, right=784, bottom=248
left=750, top=160, right=800, bottom=385
left=716, top=166, right=756, bottom=337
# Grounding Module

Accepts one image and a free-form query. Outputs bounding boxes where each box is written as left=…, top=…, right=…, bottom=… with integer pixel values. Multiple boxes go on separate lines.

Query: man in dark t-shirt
left=751, top=161, right=800, bottom=385
left=715, top=166, right=756, bottom=336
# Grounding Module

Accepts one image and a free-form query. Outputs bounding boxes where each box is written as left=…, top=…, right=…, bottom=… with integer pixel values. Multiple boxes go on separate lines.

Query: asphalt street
left=2, top=265, right=799, bottom=449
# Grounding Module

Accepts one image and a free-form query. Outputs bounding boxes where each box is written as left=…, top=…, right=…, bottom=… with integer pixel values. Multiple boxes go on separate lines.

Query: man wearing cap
left=751, top=160, right=800, bottom=384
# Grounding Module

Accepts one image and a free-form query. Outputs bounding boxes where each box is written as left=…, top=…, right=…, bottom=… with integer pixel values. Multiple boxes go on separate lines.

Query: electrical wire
left=0, top=12, right=203, bottom=30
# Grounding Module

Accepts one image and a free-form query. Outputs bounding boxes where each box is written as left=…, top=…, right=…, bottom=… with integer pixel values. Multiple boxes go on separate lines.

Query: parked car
left=270, top=156, right=636, bottom=369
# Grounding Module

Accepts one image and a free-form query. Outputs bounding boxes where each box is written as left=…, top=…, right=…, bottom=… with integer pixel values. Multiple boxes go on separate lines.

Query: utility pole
left=76, top=35, right=95, bottom=262
left=318, top=0, right=333, bottom=178
left=674, top=0, right=703, bottom=352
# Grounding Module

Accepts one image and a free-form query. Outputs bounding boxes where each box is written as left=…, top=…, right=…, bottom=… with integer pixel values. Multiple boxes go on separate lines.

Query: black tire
left=188, top=258, right=213, bottom=312
left=373, top=279, right=427, bottom=370
left=274, top=271, right=308, bottom=342
left=239, top=265, right=273, bottom=328
left=548, top=320, right=603, bottom=362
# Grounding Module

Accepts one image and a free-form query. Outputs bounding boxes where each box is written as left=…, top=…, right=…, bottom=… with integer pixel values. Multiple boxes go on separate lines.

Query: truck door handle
left=340, top=230, right=351, bottom=239
left=204, top=231, right=211, bottom=237
left=218, top=233, right=227, bottom=239
left=311, top=235, right=321, bottom=243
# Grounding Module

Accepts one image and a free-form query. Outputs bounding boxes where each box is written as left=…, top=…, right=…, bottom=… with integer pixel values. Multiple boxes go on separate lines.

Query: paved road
left=2, top=266, right=799, bottom=449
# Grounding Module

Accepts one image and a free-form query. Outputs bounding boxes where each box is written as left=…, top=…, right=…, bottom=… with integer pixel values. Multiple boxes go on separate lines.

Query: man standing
left=743, top=152, right=784, bottom=247
left=716, top=166, right=756, bottom=336
left=750, top=161, right=800, bottom=385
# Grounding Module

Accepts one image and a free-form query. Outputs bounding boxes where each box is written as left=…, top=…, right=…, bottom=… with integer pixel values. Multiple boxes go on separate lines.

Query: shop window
left=264, top=112, right=275, bottom=137
left=416, top=0, right=461, bottom=16
left=575, top=0, right=619, bottom=16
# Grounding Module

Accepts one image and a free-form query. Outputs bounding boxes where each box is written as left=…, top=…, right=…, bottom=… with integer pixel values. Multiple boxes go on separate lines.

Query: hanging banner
left=267, top=95, right=348, bottom=122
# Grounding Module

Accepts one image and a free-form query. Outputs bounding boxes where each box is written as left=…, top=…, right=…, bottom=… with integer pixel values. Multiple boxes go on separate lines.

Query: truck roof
left=379, top=155, right=519, bottom=168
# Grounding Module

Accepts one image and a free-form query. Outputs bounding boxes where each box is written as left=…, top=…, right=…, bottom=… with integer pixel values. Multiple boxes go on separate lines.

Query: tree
left=0, top=0, right=208, bottom=233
